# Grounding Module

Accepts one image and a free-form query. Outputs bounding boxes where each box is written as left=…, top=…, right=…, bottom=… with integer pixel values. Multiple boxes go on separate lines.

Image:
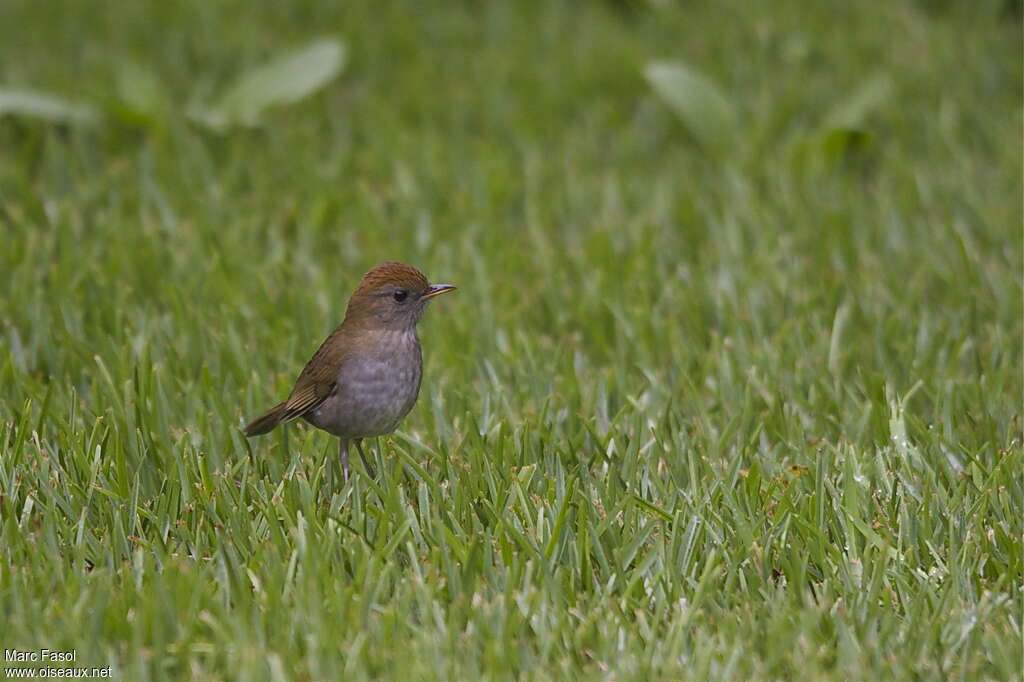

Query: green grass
left=1, top=0, right=1021, bottom=679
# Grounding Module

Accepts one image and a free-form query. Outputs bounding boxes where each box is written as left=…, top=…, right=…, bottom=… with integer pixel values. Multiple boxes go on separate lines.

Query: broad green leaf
left=820, top=127, right=876, bottom=163
left=789, top=73, right=893, bottom=170
left=114, top=62, right=170, bottom=125
left=191, top=38, right=346, bottom=131
left=814, top=73, right=892, bottom=165
left=821, top=73, right=893, bottom=131
left=644, top=60, right=737, bottom=149
left=0, top=87, right=100, bottom=125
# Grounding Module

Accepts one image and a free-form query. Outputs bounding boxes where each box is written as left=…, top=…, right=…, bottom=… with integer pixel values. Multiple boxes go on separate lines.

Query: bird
left=243, top=262, right=456, bottom=483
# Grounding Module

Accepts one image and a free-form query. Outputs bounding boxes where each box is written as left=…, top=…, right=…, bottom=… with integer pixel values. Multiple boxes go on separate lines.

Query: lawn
left=1, top=0, right=1021, bottom=679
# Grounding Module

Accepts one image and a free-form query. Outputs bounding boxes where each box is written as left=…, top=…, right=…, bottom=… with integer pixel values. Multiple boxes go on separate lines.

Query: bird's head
left=344, top=262, right=456, bottom=331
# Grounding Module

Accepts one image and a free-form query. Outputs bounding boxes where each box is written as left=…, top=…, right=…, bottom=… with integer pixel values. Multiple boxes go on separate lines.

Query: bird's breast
left=307, top=330, right=423, bottom=438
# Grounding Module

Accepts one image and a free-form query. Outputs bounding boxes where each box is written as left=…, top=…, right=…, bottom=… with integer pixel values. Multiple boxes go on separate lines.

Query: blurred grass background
left=1, top=0, right=1021, bottom=679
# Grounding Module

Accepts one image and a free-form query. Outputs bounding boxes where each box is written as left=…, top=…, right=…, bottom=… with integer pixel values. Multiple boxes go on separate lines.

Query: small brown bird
left=244, top=262, right=455, bottom=483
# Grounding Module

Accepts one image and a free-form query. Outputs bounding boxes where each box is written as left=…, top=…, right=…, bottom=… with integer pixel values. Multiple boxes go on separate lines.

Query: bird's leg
left=339, top=438, right=350, bottom=484
left=355, top=438, right=376, bottom=478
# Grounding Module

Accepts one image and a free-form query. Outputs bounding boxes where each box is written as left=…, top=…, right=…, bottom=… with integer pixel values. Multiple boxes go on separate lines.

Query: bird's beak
left=421, top=283, right=457, bottom=300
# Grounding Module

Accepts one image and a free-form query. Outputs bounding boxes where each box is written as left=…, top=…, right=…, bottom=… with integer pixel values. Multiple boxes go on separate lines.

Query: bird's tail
left=243, top=402, right=288, bottom=437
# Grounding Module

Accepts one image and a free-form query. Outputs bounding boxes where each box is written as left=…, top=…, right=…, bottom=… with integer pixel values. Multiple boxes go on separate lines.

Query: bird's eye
left=392, top=289, right=408, bottom=303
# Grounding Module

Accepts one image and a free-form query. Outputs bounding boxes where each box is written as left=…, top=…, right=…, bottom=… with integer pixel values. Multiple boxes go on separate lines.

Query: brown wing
left=278, top=322, right=352, bottom=423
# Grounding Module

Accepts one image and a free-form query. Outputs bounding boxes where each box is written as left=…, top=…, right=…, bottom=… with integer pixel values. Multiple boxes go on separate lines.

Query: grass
left=1, top=0, right=1021, bottom=679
